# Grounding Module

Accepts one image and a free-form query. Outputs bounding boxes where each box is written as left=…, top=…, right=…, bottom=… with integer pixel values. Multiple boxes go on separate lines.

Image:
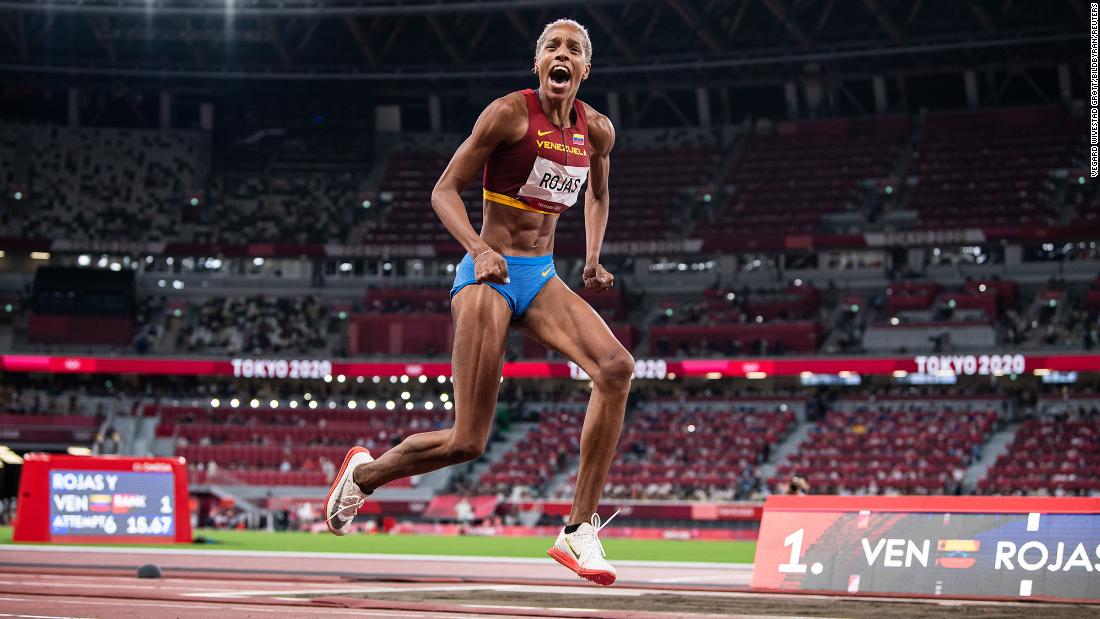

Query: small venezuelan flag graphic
left=573, top=133, right=584, bottom=146
left=936, top=539, right=980, bottom=569
left=89, top=494, right=112, bottom=513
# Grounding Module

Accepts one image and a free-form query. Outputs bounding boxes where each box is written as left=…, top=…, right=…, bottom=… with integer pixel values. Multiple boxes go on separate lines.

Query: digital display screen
left=753, top=497, right=1100, bottom=601
left=48, top=469, right=175, bottom=537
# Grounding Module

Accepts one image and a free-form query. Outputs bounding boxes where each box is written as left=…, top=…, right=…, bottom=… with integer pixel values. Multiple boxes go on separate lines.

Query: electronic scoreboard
left=14, top=453, right=192, bottom=544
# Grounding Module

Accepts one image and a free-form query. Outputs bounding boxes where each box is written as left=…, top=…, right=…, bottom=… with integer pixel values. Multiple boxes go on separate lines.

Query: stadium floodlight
left=328, top=401, right=337, bottom=409
left=249, top=399, right=260, bottom=408
left=253, top=257, right=264, bottom=266
left=77, top=255, right=91, bottom=266
left=437, top=375, right=446, bottom=383
left=172, top=280, right=184, bottom=289
left=389, top=376, right=398, bottom=384
left=372, top=376, right=380, bottom=383
left=210, top=398, right=220, bottom=408
left=425, top=402, right=434, bottom=410
left=324, top=374, right=333, bottom=383
left=367, top=400, right=376, bottom=409
left=439, top=393, right=449, bottom=402
left=30, top=252, right=50, bottom=260
left=405, top=402, right=414, bottom=410
left=400, top=391, right=411, bottom=400
left=110, top=263, right=121, bottom=271
left=686, top=424, right=696, bottom=432
left=444, top=401, right=453, bottom=411
left=269, top=400, right=278, bottom=408
left=309, top=400, right=319, bottom=410
left=356, top=376, right=364, bottom=383
left=400, top=375, right=409, bottom=383
left=890, top=317, right=900, bottom=326
left=13, top=191, right=22, bottom=200
left=348, top=400, right=357, bottom=409
left=157, top=280, right=166, bottom=288
left=289, top=400, right=298, bottom=409
left=337, top=375, right=346, bottom=383
left=418, top=375, right=427, bottom=383
left=303, top=392, right=312, bottom=400
left=230, top=398, right=240, bottom=408
left=385, top=400, right=396, bottom=410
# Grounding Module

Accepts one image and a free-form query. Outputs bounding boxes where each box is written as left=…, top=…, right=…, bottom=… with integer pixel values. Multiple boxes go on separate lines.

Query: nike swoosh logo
left=566, top=537, right=581, bottom=559
left=541, top=267, right=552, bottom=277
left=537, top=130, right=554, bottom=136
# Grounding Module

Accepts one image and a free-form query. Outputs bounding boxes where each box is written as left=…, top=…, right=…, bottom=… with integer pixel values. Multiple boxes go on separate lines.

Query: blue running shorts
left=450, top=253, right=556, bottom=317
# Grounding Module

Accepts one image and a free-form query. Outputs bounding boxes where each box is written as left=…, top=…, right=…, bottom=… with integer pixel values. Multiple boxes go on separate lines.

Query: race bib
left=518, top=156, right=589, bottom=209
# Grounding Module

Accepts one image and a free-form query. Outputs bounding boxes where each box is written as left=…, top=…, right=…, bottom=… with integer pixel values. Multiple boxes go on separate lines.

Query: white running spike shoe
left=324, top=446, right=373, bottom=536
left=547, top=508, right=623, bottom=586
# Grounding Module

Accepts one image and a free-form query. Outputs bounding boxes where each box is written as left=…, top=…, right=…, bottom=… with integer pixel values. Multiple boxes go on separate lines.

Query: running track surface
left=2, top=546, right=1093, bottom=618
left=0, top=546, right=756, bottom=618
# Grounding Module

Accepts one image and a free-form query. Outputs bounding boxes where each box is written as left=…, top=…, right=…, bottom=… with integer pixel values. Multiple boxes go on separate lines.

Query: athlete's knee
left=444, top=433, right=485, bottom=464
left=595, top=348, right=635, bottom=391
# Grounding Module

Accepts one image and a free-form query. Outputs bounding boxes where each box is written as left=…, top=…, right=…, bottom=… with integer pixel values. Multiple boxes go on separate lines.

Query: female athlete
left=326, top=19, right=632, bottom=586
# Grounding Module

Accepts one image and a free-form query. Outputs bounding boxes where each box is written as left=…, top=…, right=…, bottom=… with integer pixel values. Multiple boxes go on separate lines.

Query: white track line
left=648, top=574, right=741, bottom=583
left=4, top=545, right=750, bottom=570
left=0, top=596, right=431, bottom=617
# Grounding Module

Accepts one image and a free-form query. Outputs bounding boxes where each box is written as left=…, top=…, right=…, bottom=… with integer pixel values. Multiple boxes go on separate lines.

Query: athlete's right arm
left=431, top=94, right=525, bottom=284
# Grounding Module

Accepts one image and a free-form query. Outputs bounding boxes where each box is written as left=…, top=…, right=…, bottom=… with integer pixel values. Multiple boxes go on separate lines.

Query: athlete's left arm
left=582, top=106, right=616, bottom=293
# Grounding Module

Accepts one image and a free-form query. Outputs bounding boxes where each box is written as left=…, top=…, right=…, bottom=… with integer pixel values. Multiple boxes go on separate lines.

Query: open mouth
left=549, top=66, right=571, bottom=86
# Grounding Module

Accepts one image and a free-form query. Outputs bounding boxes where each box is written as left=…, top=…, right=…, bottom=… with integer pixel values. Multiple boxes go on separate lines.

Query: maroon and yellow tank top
left=482, top=88, right=590, bottom=215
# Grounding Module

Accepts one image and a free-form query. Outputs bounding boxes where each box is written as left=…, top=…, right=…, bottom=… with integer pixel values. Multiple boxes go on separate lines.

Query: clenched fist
left=583, top=263, right=614, bottom=292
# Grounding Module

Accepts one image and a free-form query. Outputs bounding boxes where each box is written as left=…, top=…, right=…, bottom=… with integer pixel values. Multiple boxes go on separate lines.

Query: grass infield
left=0, top=525, right=756, bottom=563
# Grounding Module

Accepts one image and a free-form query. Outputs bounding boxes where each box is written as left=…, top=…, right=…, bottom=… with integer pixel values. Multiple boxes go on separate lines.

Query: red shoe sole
left=324, top=446, right=371, bottom=535
left=547, top=547, right=616, bottom=586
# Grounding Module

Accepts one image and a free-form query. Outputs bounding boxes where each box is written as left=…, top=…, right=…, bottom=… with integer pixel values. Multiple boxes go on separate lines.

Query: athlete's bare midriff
left=480, top=199, right=558, bottom=256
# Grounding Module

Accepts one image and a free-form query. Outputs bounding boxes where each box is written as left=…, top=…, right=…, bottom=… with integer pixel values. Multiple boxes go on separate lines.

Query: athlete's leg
left=518, top=278, right=634, bottom=523
left=352, top=285, right=511, bottom=493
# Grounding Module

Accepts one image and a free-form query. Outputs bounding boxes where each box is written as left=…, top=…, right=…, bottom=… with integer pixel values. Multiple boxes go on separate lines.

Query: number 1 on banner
left=161, top=495, right=172, bottom=514
left=778, top=528, right=809, bottom=573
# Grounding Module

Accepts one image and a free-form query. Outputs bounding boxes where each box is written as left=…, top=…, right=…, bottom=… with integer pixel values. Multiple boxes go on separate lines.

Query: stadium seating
left=706, top=115, right=910, bottom=236
left=477, top=404, right=795, bottom=500
left=158, top=404, right=451, bottom=487
left=0, top=124, right=206, bottom=241
left=649, top=284, right=823, bottom=356
left=980, top=415, right=1100, bottom=495
left=774, top=405, right=996, bottom=495
left=906, top=106, right=1081, bottom=228
left=476, top=409, right=581, bottom=496
left=597, top=406, right=796, bottom=500
left=174, top=295, right=339, bottom=355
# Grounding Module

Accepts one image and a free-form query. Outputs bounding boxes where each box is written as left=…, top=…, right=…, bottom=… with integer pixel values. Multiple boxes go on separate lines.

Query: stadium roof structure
left=0, top=0, right=1084, bottom=96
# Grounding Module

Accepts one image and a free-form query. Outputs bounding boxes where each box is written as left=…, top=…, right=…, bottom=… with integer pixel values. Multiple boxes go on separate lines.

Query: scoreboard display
left=15, top=454, right=191, bottom=544
left=752, top=495, right=1100, bottom=602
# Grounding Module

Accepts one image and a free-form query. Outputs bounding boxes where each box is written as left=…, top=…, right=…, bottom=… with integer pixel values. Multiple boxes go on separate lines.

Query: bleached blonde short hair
left=534, top=19, right=592, bottom=64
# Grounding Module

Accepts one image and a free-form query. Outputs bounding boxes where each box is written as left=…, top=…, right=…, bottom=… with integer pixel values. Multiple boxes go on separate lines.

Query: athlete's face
left=534, top=26, right=590, bottom=101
